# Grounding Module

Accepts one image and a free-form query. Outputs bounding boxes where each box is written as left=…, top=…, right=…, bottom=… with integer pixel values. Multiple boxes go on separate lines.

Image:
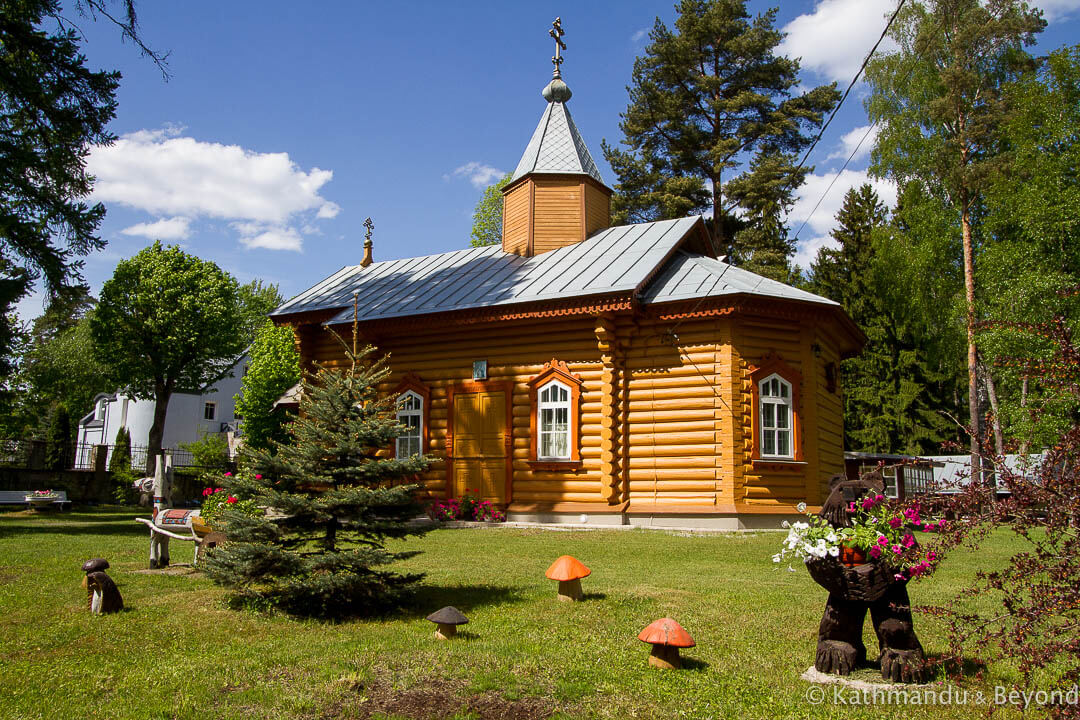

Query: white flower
left=772, top=553, right=782, bottom=563
left=828, top=545, right=840, bottom=557
left=781, top=520, right=791, bottom=529
left=793, top=521, right=810, bottom=531
left=797, top=502, right=808, bottom=513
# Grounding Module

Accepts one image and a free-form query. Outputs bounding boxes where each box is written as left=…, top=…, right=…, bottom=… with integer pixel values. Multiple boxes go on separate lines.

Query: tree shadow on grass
left=580, top=592, right=607, bottom=602
left=402, top=583, right=527, bottom=619
left=0, top=517, right=147, bottom=538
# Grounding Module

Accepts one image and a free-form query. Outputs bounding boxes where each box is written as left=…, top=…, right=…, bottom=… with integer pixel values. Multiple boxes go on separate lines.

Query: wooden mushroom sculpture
left=546, top=555, right=591, bottom=602
left=639, top=618, right=695, bottom=669
left=426, top=606, right=468, bottom=640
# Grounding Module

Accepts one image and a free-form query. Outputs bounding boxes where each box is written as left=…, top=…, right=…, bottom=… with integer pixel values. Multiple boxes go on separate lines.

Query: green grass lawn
left=0, top=508, right=1032, bottom=719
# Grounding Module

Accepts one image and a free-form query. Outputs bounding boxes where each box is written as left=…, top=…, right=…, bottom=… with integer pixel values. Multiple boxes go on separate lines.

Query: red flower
left=226, top=496, right=238, bottom=504
left=254, top=474, right=262, bottom=480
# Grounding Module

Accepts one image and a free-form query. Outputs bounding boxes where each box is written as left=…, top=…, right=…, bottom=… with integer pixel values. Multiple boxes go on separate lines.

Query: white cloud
left=451, top=162, right=506, bottom=189
left=780, top=0, right=899, bottom=83
left=232, top=223, right=304, bottom=252
left=826, top=124, right=880, bottom=162
left=786, top=169, right=897, bottom=267
left=119, top=216, right=192, bottom=240
left=1032, top=0, right=1080, bottom=21
left=794, top=234, right=837, bottom=271
left=87, top=128, right=339, bottom=250
left=631, top=28, right=649, bottom=43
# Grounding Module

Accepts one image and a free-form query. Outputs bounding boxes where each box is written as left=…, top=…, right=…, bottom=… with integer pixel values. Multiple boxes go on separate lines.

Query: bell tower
left=502, top=18, right=612, bottom=257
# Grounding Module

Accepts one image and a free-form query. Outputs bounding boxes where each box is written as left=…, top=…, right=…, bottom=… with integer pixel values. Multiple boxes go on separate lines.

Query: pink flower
left=894, top=573, right=906, bottom=581
left=927, top=551, right=937, bottom=562
left=875, top=494, right=884, bottom=502
left=912, top=518, right=922, bottom=526
left=888, top=516, right=903, bottom=529
left=254, top=474, right=262, bottom=480
left=224, top=472, right=233, bottom=477
left=869, top=546, right=882, bottom=559
left=877, top=535, right=889, bottom=546
left=847, top=501, right=857, bottom=512
left=861, top=496, right=875, bottom=510
left=202, top=488, right=212, bottom=497
left=892, top=545, right=904, bottom=555
left=902, top=533, right=915, bottom=548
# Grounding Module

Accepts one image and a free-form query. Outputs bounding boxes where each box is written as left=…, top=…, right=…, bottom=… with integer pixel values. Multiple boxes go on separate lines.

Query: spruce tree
left=811, top=185, right=960, bottom=454
left=44, top=403, right=70, bottom=470
left=601, top=0, right=839, bottom=277
left=202, top=346, right=432, bottom=617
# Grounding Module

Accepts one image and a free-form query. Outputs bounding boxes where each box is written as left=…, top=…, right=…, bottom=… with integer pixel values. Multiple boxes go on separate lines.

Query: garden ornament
left=135, top=454, right=213, bottom=568
left=638, top=618, right=695, bottom=669
left=83, top=571, right=123, bottom=614
left=807, top=472, right=930, bottom=683
left=426, top=606, right=468, bottom=640
left=545, top=555, right=590, bottom=602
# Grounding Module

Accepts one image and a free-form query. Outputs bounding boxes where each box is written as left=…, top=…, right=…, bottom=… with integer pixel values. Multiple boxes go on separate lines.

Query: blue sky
left=18, top=0, right=1080, bottom=319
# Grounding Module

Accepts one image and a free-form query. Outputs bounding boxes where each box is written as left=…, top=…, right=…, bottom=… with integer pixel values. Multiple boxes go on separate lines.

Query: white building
left=75, top=357, right=247, bottom=469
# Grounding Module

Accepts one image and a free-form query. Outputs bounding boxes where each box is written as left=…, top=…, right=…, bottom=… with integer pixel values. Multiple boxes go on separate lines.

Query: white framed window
left=95, top=399, right=106, bottom=421
left=759, top=374, right=793, bottom=459
left=538, top=381, right=571, bottom=460
left=203, top=402, right=217, bottom=421
left=396, top=391, right=423, bottom=458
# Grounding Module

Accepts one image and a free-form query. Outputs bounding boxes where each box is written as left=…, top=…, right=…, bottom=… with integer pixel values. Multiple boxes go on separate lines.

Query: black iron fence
left=0, top=439, right=201, bottom=471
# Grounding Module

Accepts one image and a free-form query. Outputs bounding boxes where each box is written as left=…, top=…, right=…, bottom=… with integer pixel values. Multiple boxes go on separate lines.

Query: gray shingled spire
left=509, top=78, right=606, bottom=186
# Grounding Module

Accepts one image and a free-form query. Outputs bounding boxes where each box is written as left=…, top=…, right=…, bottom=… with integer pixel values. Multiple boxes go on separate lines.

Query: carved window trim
left=527, top=358, right=584, bottom=470
left=393, top=373, right=430, bottom=459
left=749, top=351, right=804, bottom=464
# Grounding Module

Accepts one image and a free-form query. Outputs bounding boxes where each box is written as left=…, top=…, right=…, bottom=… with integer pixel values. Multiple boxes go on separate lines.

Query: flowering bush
left=27, top=489, right=58, bottom=498
left=428, top=489, right=506, bottom=522
left=774, top=496, right=941, bottom=579
left=199, top=477, right=260, bottom=529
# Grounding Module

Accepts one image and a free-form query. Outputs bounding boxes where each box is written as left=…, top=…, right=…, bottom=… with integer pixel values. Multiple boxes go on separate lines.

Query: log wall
left=289, top=305, right=848, bottom=516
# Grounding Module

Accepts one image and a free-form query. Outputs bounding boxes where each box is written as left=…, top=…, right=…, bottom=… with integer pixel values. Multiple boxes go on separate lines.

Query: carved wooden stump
left=805, top=555, right=930, bottom=683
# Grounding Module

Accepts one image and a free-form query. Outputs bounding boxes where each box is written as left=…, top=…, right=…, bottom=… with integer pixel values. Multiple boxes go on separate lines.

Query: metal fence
left=0, top=439, right=200, bottom=471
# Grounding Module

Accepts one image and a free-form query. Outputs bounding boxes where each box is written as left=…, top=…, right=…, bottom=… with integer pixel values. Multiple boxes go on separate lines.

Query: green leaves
left=234, top=320, right=300, bottom=452
left=470, top=173, right=512, bottom=247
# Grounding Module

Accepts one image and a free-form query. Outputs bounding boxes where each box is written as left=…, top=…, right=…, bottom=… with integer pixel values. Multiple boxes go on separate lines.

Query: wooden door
left=450, top=386, right=509, bottom=504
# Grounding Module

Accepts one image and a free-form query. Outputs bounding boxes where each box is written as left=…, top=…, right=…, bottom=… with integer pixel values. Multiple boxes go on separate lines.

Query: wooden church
left=271, top=30, right=864, bottom=528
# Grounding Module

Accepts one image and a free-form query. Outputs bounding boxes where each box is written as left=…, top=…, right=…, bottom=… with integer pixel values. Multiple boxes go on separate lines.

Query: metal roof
left=273, top=216, right=700, bottom=322
left=640, top=251, right=840, bottom=307
left=510, top=100, right=605, bottom=185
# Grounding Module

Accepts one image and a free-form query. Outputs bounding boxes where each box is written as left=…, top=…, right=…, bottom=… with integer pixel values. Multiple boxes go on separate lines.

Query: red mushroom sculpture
left=639, top=618, right=695, bottom=669
left=545, top=555, right=591, bottom=602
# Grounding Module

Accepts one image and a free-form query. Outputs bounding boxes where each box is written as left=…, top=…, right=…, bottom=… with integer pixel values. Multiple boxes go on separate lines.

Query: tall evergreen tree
left=811, top=185, right=960, bottom=453
left=202, top=347, right=431, bottom=617
left=865, top=0, right=1045, bottom=475
left=108, top=426, right=131, bottom=474
left=601, top=0, right=839, bottom=278
left=43, top=403, right=70, bottom=470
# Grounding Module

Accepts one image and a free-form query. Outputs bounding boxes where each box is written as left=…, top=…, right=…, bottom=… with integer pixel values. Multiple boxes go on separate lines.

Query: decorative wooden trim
left=748, top=351, right=804, bottom=463
left=527, top=359, right=584, bottom=465
left=527, top=179, right=535, bottom=257
left=446, top=379, right=514, bottom=504
left=392, top=372, right=431, bottom=458
left=527, top=460, right=584, bottom=471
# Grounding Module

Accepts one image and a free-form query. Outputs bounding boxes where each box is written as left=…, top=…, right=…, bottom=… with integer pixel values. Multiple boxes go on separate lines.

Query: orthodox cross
left=549, top=17, right=566, bottom=78
left=363, top=217, right=374, bottom=245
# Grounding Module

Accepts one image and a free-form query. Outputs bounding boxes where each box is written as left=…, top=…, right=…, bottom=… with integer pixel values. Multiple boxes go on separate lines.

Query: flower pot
left=839, top=543, right=867, bottom=568
left=25, top=495, right=56, bottom=509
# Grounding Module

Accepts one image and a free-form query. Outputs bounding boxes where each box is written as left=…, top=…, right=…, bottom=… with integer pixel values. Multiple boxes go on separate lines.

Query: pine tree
left=811, top=185, right=959, bottom=454
left=44, top=403, right=70, bottom=470
left=202, top=346, right=432, bottom=617
left=601, top=0, right=839, bottom=277
left=865, top=0, right=1045, bottom=477
left=108, top=426, right=132, bottom=473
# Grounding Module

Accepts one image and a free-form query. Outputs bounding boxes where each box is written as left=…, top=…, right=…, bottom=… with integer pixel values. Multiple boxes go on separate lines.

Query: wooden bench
left=0, top=490, right=71, bottom=509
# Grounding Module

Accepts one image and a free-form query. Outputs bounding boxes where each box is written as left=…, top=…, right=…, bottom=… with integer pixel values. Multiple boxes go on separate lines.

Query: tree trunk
left=960, top=193, right=982, bottom=486
left=1019, top=377, right=1029, bottom=455
left=980, top=359, right=1004, bottom=456
left=145, top=381, right=172, bottom=475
